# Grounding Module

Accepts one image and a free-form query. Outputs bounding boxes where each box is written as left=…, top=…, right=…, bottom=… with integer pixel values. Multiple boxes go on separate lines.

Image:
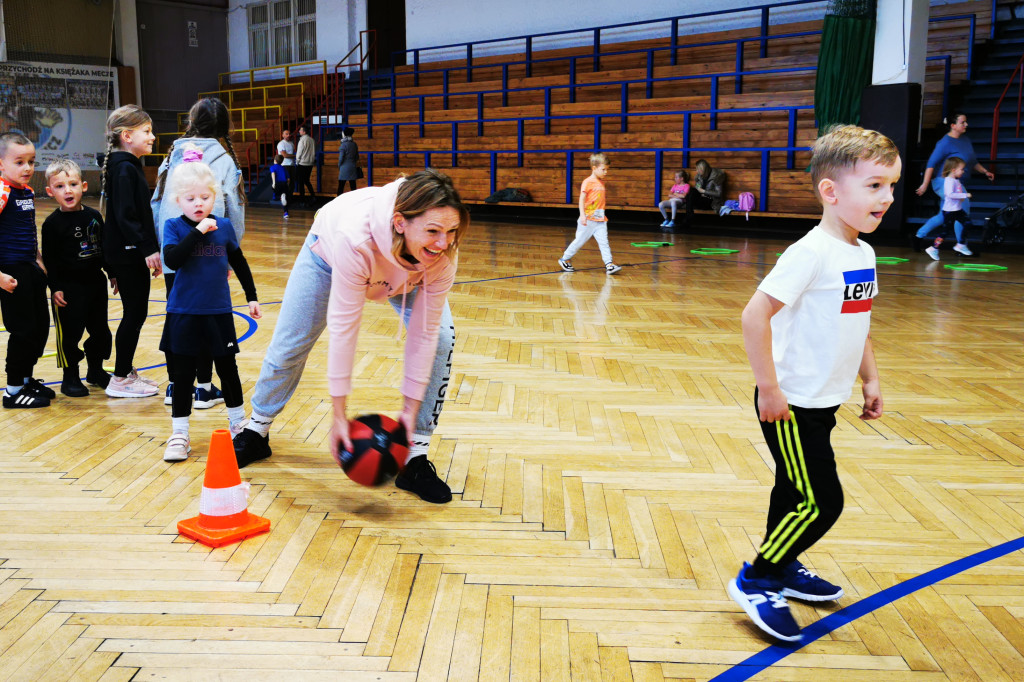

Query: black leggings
left=752, top=388, right=844, bottom=576
left=107, top=262, right=150, bottom=378
left=163, top=273, right=212, bottom=384
left=337, top=179, right=357, bottom=195
left=171, top=353, right=243, bottom=418
left=0, top=261, right=50, bottom=385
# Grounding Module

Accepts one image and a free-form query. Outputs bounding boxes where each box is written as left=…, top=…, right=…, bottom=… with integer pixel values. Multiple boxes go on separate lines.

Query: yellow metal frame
left=217, top=60, right=326, bottom=94
left=178, top=104, right=282, bottom=129
left=199, top=82, right=304, bottom=109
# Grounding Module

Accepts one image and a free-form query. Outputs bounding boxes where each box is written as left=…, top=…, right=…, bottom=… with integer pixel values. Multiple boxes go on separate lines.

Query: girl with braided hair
left=100, top=104, right=162, bottom=398
left=151, top=97, right=247, bottom=407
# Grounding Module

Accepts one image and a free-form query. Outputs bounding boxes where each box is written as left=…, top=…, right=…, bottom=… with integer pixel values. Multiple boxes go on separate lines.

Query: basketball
left=336, top=414, right=409, bottom=486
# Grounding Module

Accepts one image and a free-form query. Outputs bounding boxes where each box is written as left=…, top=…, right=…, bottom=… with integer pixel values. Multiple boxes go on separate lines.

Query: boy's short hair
left=809, top=125, right=900, bottom=199
left=45, top=158, right=82, bottom=182
left=0, top=132, right=33, bottom=158
left=589, top=153, right=608, bottom=168
left=169, top=160, right=219, bottom=201
left=942, top=156, right=966, bottom=176
left=274, top=154, right=283, bottom=164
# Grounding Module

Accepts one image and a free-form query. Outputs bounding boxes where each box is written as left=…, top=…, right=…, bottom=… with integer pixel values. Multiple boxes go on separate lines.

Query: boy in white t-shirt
left=728, top=125, right=901, bottom=643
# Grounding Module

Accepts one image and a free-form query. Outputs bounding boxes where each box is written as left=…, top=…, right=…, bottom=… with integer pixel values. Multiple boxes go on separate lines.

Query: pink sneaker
left=105, top=375, right=159, bottom=398
left=129, top=369, right=159, bottom=387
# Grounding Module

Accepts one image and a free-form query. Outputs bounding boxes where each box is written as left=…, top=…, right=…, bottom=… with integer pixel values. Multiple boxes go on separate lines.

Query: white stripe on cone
left=199, top=481, right=251, bottom=516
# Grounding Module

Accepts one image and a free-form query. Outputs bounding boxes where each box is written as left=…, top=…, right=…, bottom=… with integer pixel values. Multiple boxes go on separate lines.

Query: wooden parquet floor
left=2, top=201, right=1024, bottom=681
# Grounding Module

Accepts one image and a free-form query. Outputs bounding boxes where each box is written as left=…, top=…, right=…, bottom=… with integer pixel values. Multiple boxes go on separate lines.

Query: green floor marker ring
left=631, top=241, right=672, bottom=247
left=943, top=263, right=1008, bottom=272
left=691, top=248, right=740, bottom=255
left=876, top=257, right=909, bottom=264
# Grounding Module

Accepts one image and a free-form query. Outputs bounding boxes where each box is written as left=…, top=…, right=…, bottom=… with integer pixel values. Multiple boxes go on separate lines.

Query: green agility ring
left=690, top=248, right=739, bottom=255
left=943, top=263, right=1008, bottom=272
left=876, top=257, right=909, bottom=264
left=631, top=241, right=672, bottom=247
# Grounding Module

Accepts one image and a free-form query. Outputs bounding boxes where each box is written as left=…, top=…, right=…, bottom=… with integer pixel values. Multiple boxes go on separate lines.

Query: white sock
left=227, top=405, right=245, bottom=428
left=199, top=382, right=212, bottom=391
left=172, top=417, right=190, bottom=436
left=407, top=433, right=431, bottom=461
left=247, top=411, right=273, bottom=436
left=6, top=385, right=22, bottom=396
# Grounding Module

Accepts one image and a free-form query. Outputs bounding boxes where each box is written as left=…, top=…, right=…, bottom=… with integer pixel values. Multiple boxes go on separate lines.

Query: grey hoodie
left=151, top=137, right=245, bottom=273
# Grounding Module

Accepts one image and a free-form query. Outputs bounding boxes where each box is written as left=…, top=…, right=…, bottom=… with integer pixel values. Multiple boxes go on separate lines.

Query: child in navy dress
left=159, top=145, right=261, bottom=462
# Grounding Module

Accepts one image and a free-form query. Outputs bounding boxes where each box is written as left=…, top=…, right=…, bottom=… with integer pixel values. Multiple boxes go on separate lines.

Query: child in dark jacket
left=159, top=146, right=261, bottom=462
left=100, top=104, right=162, bottom=398
left=41, top=159, right=113, bottom=396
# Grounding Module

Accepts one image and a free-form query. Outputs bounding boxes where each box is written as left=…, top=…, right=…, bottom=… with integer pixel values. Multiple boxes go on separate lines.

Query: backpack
left=738, top=192, right=755, bottom=219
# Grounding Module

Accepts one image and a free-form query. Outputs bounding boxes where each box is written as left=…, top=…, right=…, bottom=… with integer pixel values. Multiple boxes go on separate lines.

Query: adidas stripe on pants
left=753, top=387, right=844, bottom=574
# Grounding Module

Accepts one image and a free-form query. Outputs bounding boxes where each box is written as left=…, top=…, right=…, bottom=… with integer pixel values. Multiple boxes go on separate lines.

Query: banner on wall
left=0, top=61, right=120, bottom=170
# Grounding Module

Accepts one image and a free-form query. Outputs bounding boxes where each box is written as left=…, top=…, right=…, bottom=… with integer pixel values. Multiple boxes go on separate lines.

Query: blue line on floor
left=711, top=535, right=1024, bottom=681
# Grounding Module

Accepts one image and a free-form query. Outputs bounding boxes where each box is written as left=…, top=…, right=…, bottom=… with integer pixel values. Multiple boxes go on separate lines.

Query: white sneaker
left=558, top=259, right=574, bottom=272
left=163, top=432, right=191, bottom=462
left=953, top=243, right=973, bottom=256
left=925, top=246, right=940, bottom=261
left=605, top=263, right=622, bottom=274
left=106, top=375, right=159, bottom=398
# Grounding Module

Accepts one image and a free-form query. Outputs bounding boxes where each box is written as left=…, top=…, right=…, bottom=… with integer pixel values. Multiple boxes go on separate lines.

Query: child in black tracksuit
left=0, top=132, right=53, bottom=408
left=41, top=159, right=113, bottom=396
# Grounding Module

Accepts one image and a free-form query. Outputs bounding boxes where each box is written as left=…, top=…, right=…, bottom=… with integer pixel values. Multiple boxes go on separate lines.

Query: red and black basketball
left=336, top=414, right=409, bottom=486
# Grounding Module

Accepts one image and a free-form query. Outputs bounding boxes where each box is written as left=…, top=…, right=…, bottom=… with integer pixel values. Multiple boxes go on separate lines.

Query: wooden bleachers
left=313, top=1, right=988, bottom=217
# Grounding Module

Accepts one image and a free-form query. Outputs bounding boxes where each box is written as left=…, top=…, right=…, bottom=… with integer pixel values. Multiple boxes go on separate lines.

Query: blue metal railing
left=346, top=145, right=809, bottom=214
left=359, top=65, right=818, bottom=139
left=395, top=0, right=828, bottom=86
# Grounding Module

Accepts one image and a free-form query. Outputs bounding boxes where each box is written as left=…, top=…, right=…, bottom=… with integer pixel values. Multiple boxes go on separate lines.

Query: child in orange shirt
left=558, top=153, right=621, bottom=274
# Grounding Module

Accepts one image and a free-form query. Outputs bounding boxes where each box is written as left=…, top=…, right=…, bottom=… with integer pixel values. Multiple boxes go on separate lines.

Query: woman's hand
left=145, top=252, right=162, bottom=277
left=915, top=182, right=928, bottom=196
left=330, top=396, right=351, bottom=463
left=398, top=397, right=421, bottom=444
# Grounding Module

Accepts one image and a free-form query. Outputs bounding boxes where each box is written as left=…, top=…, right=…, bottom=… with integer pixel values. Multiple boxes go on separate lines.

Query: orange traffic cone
left=177, top=429, right=270, bottom=547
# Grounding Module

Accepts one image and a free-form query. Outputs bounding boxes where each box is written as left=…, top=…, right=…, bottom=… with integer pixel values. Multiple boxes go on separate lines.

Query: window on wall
left=247, top=0, right=316, bottom=68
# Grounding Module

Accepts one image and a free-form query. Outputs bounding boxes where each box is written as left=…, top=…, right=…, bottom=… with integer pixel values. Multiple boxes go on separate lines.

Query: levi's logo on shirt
left=841, top=268, right=876, bottom=313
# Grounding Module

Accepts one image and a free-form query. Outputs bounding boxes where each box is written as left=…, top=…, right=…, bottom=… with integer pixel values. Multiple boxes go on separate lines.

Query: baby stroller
left=983, top=193, right=1024, bottom=246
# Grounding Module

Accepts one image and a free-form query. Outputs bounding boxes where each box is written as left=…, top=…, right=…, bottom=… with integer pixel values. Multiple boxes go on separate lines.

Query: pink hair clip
left=182, top=146, right=204, bottom=163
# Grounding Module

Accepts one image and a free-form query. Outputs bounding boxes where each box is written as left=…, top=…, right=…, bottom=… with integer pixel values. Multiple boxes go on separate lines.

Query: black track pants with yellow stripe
left=51, top=272, right=111, bottom=370
left=753, top=388, right=844, bottom=573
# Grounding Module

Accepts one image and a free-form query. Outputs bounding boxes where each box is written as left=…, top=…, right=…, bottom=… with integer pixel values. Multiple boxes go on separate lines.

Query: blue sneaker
left=194, top=385, right=224, bottom=409
left=728, top=563, right=802, bottom=642
left=781, top=560, right=844, bottom=602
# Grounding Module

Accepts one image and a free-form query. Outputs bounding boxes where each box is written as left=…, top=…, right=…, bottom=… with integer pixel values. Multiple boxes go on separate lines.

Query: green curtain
left=814, top=13, right=876, bottom=133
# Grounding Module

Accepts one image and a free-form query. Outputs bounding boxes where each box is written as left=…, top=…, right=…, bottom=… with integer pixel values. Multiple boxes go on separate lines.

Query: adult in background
left=913, top=112, right=994, bottom=256
left=685, top=159, right=725, bottom=225
left=276, top=129, right=295, bottom=195
left=231, top=169, right=469, bottom=504
left=337, top=127, right=360, bottom=195
left=294, top=126, right=317, bottom=206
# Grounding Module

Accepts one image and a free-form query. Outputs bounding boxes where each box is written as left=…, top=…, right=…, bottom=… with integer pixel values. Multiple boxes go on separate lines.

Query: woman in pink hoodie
left=233, top=170, right=469, bottom=503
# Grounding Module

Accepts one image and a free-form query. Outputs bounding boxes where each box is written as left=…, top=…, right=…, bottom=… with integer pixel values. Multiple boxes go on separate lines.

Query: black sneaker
left=60, top=373, right=90, bottom=397
left=24, top=378, right=56, bottom=399
left=3, top=389, right=50, bottom=409
left=85, top=367, right=111, bottom=388
left=395, top=457, right=452, bottom=503
left=233, top=428, right=272, bottom=468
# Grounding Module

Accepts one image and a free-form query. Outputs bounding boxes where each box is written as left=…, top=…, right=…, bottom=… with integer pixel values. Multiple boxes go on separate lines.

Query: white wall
left=227, top=0, right=366, bottom=79
left=404, top=0, right=828, bottom=63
